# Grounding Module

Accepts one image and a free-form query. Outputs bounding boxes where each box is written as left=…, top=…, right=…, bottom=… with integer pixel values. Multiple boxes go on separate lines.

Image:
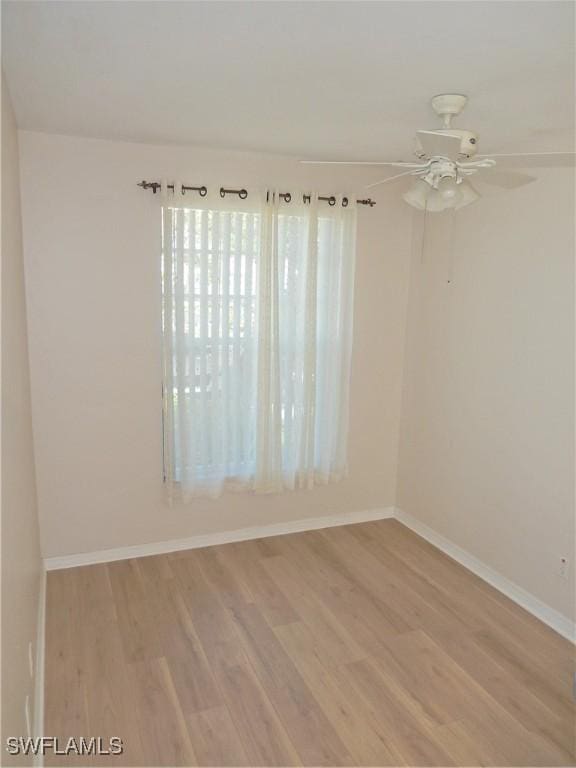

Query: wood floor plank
left=227, top=601, right=354, bottom=766
left=436, top=708, right=572, bottom=767
left=137, top=557, right=222, bottom=715
left=218, top=539, right=300, bottom=626
left=342, top=656, right=459, bottom=766
left=352, top=523, right=576, bottom=693
left=343, top=525, right=478, bottom=623
left=213, top=657, right=301, bottom=766
left=195, top=544, right=352, bottom=765
left=75, top=563, right=118, bottom=627
left=128, top=656, right=197, bottom=766
left=252, top=534, right=287, bottom=558
left=359, top=520, right=575, bottom=670
left=319, top=524, right=459, bottom=635
left=426, top=625, right=575, bottom=759
left=81, top=619, right=145, bottom=766
left=262, top=551, right=367, bottom=665
left=186, top=706, right=250, bottom=766
left=268, top=534, right=398, bottom=654
left=45, top=519, right=576, bottom=767
left=285, top=531, right=414, bottom=637
left=324, top=525, right=487, bottom=633
left=45, top=569, right=91, bottom=766
left=190, top=545, right=255, bottom=610
left=368, top=628, right=513, bottom=726
left=274, top=620, right=407, bottom=766
left=472, top=625, right=576, bottom=717
left=171, top=554, right=300, bottom=766
left=107, top=560, right=163, bottom=663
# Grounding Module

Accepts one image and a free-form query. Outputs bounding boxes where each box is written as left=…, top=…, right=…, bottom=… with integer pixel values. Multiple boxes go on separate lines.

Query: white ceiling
left=2, top=1, right=574, bottom=160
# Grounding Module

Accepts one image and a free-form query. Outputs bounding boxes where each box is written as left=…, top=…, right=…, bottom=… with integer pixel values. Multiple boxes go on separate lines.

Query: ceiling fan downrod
left=430, top=93, right=468, bottom=129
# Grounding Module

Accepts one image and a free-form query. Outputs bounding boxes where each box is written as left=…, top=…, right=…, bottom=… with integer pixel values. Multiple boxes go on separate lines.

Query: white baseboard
left=44, top=507, right=395, bottom=571
left=42, top=503, right=574, bottom=643
left=33, top=567, right=46, bottom=767
left=394, top=507, right=576, bottom=643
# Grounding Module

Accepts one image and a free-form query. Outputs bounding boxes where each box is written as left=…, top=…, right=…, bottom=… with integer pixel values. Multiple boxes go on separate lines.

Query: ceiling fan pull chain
left=409, top=207, right=422, bottom=273
left=447, top=207, right=457, bottom=285
left=420, top=204, right=428, bottom=265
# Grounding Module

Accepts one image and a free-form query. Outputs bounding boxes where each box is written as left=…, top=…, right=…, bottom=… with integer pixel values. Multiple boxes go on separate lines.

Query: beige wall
left=397, top=169, right=575, bottom=620
left=19, top=131, right=413, bottom=558
left=1, top=75, right=43, bottom=760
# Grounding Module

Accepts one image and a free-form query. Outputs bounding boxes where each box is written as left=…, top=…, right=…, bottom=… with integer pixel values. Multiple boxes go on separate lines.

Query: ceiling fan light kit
left=437, top=177, right=461, bottom=203
left=402, top=178, right=479, bottom=212
left=454, top=181, right=480, bottom=210
left=302, top=93, right=575, bottom=212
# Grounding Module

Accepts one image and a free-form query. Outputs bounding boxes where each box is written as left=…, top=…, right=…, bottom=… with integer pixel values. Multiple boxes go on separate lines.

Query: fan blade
left=474, top=169, right=536, bottom=189
left=300, top=160, right=424, bottom=167
left=475, top=152, right=575, bottom=168
left=417, top=130, right=462, bottom=160
left=365, top=170, right=419, bottom=190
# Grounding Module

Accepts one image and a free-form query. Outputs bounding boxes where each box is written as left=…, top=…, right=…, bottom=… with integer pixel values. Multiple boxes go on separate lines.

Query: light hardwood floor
left=45, top=519, right=576, bottom=766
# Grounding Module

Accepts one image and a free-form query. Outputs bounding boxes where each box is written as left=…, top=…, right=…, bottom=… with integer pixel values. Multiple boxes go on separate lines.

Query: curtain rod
left=137, top=180, right=376, bottom=207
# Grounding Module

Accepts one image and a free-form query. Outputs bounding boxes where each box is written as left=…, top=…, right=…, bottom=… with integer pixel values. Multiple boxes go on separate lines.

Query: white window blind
left=161, top=191, right=356, bottom=499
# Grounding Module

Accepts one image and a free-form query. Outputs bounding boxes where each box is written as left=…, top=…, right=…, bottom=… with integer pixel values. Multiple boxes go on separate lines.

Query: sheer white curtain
left=161, top=191, right=260, bottom=498
left=161, top=186, right=356, bottom=499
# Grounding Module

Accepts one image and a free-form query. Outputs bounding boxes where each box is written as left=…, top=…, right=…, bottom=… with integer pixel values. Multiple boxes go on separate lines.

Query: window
left=161, top=192, right=356, bottom=499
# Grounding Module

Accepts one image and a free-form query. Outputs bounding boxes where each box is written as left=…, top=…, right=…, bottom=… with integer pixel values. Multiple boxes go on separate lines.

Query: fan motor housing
left=416, top=129, right=479, bottom=159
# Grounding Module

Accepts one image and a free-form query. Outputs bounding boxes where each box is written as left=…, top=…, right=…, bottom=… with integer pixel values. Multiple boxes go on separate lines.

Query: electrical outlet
left=559, top=556, right=569, bottom=580
left=24, top=695, right=31, bottom=739
left=28, top=641, right=34, bottom=679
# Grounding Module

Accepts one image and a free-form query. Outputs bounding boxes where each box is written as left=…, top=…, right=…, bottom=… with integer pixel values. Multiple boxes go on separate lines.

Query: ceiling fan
left=302, top=94, right=575, bottom=212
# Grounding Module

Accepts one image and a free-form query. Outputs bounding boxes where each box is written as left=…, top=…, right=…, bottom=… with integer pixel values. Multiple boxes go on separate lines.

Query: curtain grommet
left=220, top=187, right=248, bottom=199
